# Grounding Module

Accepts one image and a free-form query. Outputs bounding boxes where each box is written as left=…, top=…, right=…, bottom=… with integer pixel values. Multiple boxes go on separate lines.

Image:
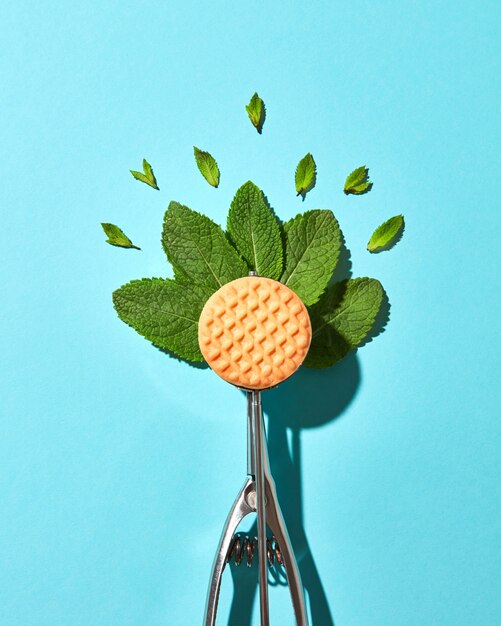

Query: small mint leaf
left=113, top=278, right=211, bottom=362
left=368, top=215, right=404, bottom=252
left=344, top=166, right=372, bottom=195
left=194, top=147, right=220, bottom=187
left=245, top=92, right=265, bottom=133
left=295, top=153, right=316, bottom=197
left=305, top=278, right=383, bottom=368
left=162, top=201, right=247, bottom=292
left=281, top=210, right=341, bottom=306
left=101, top=223, right=140, bottom=250
left=142, top=159, right=158, bottom=186
left=130, top=159, right=159, bottom=190
left=227, top=181, right=282, bottom=279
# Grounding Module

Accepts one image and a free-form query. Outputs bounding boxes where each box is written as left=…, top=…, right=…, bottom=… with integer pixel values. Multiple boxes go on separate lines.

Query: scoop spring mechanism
left=226, top=533, right=283, bottom=568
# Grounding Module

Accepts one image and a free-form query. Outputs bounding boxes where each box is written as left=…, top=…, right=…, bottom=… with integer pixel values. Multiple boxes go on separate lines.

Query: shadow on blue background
left=225, top=354, right=359, bottom=626
left=225, top=289, right=390, bottom=626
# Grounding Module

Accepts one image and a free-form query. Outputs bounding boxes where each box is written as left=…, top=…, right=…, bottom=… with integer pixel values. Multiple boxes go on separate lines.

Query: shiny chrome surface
left=203, top=391, right=308, bottom=626
left=226, top=533, right=283, bottom=568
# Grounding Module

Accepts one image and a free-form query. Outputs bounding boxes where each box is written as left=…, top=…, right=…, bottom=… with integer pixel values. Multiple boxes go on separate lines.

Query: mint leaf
left=101, top=223, right=140, bottom=250
left=280, top=210, right=341, bottom=306
left=344, top=166, right=372, bottom=195
left=295, top=153, right=316, bottom=197
left=305, top=278, right=383, bottom=368
left=368, top=215, right=404, bottom=252
left=194, top=147, right=220, bottom=187
left=227, top=181, right=282, bottom=279
left=130, top=159, right=159, bottom=190
left=162, top=201, right=247, bottom=292
left=246, top=92, right=265, bottom=133
left=113, top=278, right=210, bottom=362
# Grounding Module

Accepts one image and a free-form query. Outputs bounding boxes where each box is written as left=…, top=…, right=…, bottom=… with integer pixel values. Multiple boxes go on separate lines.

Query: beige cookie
left=198, top=276, right=312, bottom=390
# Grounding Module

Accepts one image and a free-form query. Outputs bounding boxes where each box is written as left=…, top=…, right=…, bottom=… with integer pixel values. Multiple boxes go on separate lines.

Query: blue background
left=1, top=1, right=500, bottom=624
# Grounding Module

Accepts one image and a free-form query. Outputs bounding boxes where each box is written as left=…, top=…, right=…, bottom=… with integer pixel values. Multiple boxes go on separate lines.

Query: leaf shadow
left=261, top=190, right=286, bottom=265
left=358, top=286, right=391, bottom=348
left=368, top=217, right=405, bottom=253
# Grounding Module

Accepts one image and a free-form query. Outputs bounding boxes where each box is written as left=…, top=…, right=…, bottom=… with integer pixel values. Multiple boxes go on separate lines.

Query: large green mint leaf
left=295, top=153, right=316, bottom=197
left=368, top=215, right=404, bottom=252
left=130, top=158, right=159, bottom=190
left=227, top=181, right=282, bottom=279
left=280, top=209, right=341, bottom=306
left=101, top=223, right=140, bottom=250
left=113, top=278, right=210, bottom=363
left=344, top=165, right=372, bottom=195
left=162, top=201, right=247, bottom=291
left=305, top=278, right=383, bottom=368
left=246, top=92, right=265, bottom=133
left=193, top=147, right=220, bottom=187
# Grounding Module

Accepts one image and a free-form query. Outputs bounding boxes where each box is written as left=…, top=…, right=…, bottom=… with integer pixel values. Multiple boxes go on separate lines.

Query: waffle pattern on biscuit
left=198, top=276, right=312, bottom=390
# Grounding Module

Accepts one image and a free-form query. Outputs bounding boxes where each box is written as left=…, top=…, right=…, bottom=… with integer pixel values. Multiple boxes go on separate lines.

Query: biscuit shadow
left=227, top=353, right=361, bottom=625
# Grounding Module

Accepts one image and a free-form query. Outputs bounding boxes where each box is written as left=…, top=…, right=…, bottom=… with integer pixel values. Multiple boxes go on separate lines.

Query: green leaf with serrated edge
left=130, top=159, right=159, bottom=190
left=368, top=215, right=404, bottom=252
left=246, top=92, right=265, bottom=133
left=113, top=278, right=210, bottom=362
left=162, top=201, right=247, bottom=292
left=193, top=147, right=220, bottom=187
left=142, top=159, right=157, bottom=184
left=280, top=210, right=341, bottom=306
left=130, top=171, right=150, bottom=185
left=344, top=165, right=372, bottom=195
left=101, top=223, right=140, bottom=249
left=305, top=278, right=383, bottom=368
left=295, top=153, right=316, bottom=196
left=227, top=181, right=282, bottom=279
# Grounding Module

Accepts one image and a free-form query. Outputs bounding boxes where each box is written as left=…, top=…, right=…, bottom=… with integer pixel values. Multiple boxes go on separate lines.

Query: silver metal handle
left=204, top=479, right=255, bottom=626
left=203, top=391, right=309, bottom=626
left=250, top=390, right=270, bottom=625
